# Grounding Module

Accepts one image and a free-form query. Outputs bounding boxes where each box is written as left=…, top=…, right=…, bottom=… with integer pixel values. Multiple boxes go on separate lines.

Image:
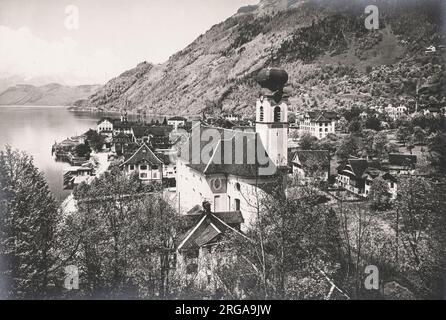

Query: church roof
left=178, top=124, right=279, bottom=178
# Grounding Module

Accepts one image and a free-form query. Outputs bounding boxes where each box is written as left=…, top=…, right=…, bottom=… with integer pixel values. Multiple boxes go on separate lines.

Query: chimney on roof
left=202, top=201, right=211, bottom=214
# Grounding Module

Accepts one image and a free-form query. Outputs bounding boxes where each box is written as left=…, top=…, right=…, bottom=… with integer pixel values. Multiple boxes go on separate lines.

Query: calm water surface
left=0, top=106, right=105, bottom=201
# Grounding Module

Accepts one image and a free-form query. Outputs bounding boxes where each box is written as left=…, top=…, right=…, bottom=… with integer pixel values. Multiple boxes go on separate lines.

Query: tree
left=318, top=134, right=338, bottom=157
left=365, top=116, right=381, bottom=131
left=427, top=133, right=446, bottom=173
left=0, top=146, right=60, bottom=299
left=412, top=126, right=426, bottom=145
left=65, top=168, right=180, bottom=299
left=406, top=136, right=415, bottom=154
left=361, top=129, right=376, bottom=159
left=373, top=132, right=389, bottom=163
left=368, top=177, right=391, bottom=211
left=337, top=117, right=348, bottom=133
left=215, top=180, right=346, bottom=300
left=343, top=107, right=361, bottom=122
left=348, top=120, right=361, bottom=133
left=336, top=135, right=359, bottom=166
left=85, top=129, right=105, bottom=152
left=75, top=143, right=91, bottom=159
left=162, top=117, right=168, bottom=126
left=395, top=176, right=445, bottom=298
left=396, top=126, right=411, bottom=146
left=385, top=142, right=399, bottom=155
left=300, top=133, right=318, bottom=150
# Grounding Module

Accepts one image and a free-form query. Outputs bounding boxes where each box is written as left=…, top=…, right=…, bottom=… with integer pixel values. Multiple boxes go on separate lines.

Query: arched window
left=259, top=106, right=264, bottom=122
left=274, top=106, right=281, bottom=122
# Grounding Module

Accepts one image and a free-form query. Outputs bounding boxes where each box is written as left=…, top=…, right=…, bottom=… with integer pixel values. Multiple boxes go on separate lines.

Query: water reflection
left=0, top=106, right=106, bottom=201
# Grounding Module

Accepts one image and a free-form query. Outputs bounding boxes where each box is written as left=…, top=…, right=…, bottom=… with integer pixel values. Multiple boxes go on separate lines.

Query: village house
left=336, top=159, right=398, bottom=199
left=97, top=118, right=114, bottom=137
left=132, top=126, right=173, bottom=148
left=175, top=201, right=246, bottom=292
left=383, top=154, right=417, bottom=175
left=176, top=67, right=289, bottom=227
left=363, top=168, right=398, bottom=199
left=291, top=150, right=330, bottom=184
left=336, top=159, right=368, bottom=195
left=223, top=114, right=241, bottom=122
left=168, top=116, right=187, bottom=129
left=112, top=132, right=134, bottom=155
left=423, top=107, right=441, bottom=117
left=113, top=121, right=133, bottom=136
left=299, top=111, right=338, bottom=140
left=385, top=105, right=408, bottom=120
left=120, top=143, right=164, bottom=182
left=158, top=153, right=177, bottom=187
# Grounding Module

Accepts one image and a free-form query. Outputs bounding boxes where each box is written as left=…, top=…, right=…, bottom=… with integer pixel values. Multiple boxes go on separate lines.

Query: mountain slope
left=0, top=83, right=100, bottom=106
left=74, top=0, right=445, bottom=116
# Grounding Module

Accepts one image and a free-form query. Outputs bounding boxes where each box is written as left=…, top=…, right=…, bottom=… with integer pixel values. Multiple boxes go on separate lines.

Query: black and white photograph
left=0, top=0, right=445, bottom=307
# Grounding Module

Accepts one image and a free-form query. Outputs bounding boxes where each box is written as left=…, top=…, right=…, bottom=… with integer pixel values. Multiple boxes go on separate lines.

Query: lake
left=0, top=106, right=107, bottom=201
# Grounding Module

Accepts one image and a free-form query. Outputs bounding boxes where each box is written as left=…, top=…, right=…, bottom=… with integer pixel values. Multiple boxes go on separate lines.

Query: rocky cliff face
left=74, top=0, right=445, bottom=116
left=0, top=83, right=101, bottom=106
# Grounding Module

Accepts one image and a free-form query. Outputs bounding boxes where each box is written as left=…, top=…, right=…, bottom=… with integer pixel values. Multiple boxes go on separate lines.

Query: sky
left=0, top=0, right=258, bottom=85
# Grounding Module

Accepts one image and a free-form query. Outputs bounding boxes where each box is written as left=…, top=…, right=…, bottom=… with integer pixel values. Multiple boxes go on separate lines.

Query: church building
left=176, top=67, right=290, bottom=226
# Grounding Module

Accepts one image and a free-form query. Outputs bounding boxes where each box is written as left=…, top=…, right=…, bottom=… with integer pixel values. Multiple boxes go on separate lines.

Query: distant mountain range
left=69, top=0, right=445, bottom=115
left=0, top=83, right=101, bottom=106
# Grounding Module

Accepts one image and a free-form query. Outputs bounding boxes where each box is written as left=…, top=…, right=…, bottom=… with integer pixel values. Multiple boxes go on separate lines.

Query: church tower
left=255, top=67, right=289, bottom=168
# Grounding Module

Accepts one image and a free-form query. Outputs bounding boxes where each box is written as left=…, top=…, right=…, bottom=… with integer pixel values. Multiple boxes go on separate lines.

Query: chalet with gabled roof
left=175, top=201, right=246, bottom=290
left=336, top=159, right=368, bottom=195
left=363, top=168, right=398, bottom=199
left=291, top=150, right=330, bottom=183
left=384, top=153, right=417, bottom=175
left=337, top=158, right=398, bottom=199
left=120, top=143, right=164, bottom=182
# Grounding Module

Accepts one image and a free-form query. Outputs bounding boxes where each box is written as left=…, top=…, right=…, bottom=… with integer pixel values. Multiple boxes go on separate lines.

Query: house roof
left=168, top=116, right=187, bottom=121
left=132, top=126, right=150, bottom=138
left=178, top=123, right=279, bottom=178
left=113, top=121, right=133, bottom=130
left=157, top=152, right=173, bottom=165
left=113, top=132, right=133, bottom=143
left=348, top=159, right=368, bottom=177
left=363, top=169, right=397, bottom=183
left=306, top=111, right=338, bottom=122
left=97, top=118, right=114, bottom=125
left=389, top=154, right=417, bottom=166
left=177, top=210, right=245, bottom=251
left=339, top=159, right=368, bottom=178
left=132, top=125, right=173, bottom=138
left=292, top=150, right=330, bottom=170
left=121, top=143, right=163, bottom=167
